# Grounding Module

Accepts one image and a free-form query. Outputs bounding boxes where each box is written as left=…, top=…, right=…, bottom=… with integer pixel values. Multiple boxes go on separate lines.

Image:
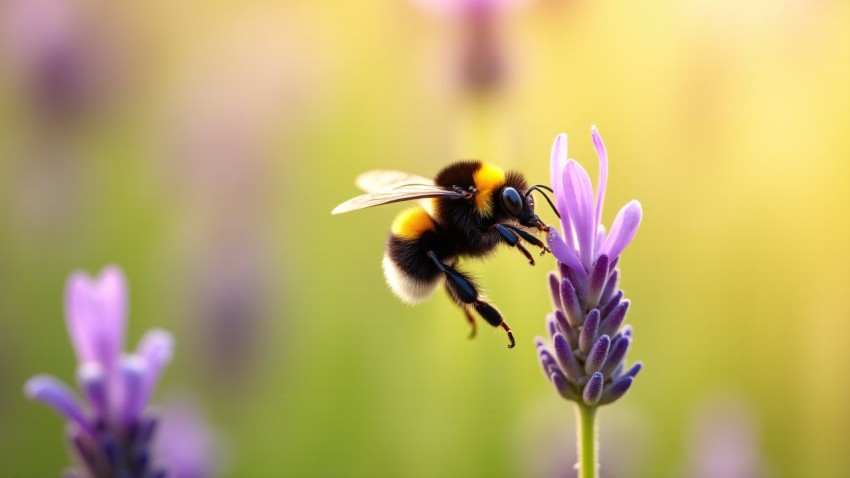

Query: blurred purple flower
left=678, top=397, right=771, bottom=478
left=537, top=127, right=643, bottom=406
left=412, top=0, right=529, bottom=94
left=0, top=0, right=122, bottom=126
left=24, top=266, right=174, bottom=477
left=154, top=396, right=225, bottom=478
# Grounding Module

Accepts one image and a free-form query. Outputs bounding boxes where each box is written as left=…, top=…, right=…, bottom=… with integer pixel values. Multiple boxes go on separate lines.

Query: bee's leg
left=428, top=251, right=515, bottom=348
left=501, top=224, right=551, bottom=256
left=493, top=224, right=537, bottom=266
left=443, top=282, right=477, bottom=339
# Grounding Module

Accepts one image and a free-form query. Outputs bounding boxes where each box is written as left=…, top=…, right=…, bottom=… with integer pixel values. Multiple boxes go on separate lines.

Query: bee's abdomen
left=384, top=207, right=448, bottom=304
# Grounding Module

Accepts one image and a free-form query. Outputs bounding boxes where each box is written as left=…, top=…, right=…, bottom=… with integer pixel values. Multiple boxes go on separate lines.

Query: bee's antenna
left=525, top=185, right=560, bottom=219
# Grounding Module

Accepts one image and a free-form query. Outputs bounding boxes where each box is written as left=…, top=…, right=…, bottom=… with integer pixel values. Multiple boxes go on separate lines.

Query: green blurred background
left=2, top=0, right=850, bottom=476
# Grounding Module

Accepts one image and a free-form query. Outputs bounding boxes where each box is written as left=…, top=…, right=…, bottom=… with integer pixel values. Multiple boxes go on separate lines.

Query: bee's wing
left=355, top=170, right=435, bottom=192
left=331, top=183, right=464, bottom=215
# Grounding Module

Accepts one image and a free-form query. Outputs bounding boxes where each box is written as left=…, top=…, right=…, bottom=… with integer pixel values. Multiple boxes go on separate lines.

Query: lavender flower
left=24, top=266, right=174, bottom=478
left=537, top=127, right=643, bottom=407
left=412, top=0, right=529, bottom=95
left=154, top=396, right=225, bottom=478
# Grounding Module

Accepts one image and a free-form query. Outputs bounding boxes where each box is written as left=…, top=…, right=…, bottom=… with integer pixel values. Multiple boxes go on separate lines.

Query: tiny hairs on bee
left=332, top=161, right=559, bottom=349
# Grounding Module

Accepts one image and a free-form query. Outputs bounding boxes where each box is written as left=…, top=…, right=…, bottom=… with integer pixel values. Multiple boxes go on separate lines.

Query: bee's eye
left=501, top=187, right=523, bottom=216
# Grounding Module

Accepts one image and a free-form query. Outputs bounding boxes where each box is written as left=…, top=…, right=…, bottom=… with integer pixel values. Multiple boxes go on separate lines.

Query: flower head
left=537, top=127, right=642, bottom=406
left=24, top=266, right=174, bottom=477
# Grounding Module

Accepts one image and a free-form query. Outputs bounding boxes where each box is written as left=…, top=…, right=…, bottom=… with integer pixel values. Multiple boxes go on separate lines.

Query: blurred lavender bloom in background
left=0, top=0, right=128, bottom=128
left=537, top=127, right=643, bottom=406
left=0, top=0, right=133, bottom=233
left=412, top=0, right=529, bottom=96
left=24, top=266, right=174, bottom=477
left=678, top=396, right=772, bottom=478
left=154, top=395, right=225, bottom=478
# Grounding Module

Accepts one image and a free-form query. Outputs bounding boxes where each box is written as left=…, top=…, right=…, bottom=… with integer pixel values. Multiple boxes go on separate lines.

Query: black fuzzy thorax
left=433, top=161, right=528, bottom=254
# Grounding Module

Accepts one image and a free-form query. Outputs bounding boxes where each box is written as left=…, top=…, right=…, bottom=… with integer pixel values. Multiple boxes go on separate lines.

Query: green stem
left=576, top=403, right=598, bottom=478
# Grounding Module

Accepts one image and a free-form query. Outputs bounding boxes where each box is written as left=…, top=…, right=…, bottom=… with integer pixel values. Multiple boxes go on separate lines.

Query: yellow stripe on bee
left=391, top=207, right=435, bottom=239
left=472, top=162, right=505, bottom=218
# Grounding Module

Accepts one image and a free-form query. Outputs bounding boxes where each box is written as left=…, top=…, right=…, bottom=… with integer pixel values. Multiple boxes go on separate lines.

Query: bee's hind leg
left=428, top=251, right=515, bottom=348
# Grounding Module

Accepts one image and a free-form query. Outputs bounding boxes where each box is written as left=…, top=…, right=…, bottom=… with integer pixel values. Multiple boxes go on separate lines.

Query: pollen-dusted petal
left=550, top=370, right=578, bottom=401
left=601, top=336, right=631, bottom=377
left=599, top=376, right=633, bottom=405
left=77, top=362, right=107, bottom=420
left=547, top=229, right=583, bottom=273
left=600, top=300, right=629, bottom=337
left=600, top=200, right=642, bottom=260
left=564, top=160, right=596, bottom=267
left=585, top=335, right=611, bottom=374
left=25, top=375, right=93, bottom=433
left=591, top=126, right=608, bottom=231
left=586, top=254, right=609, bottom=308
left=553, top=332, right=582, bottom=384
left=560, top=278, right=584, bottom=327
left=548, top=272, right=562, bottom=311
left=579, top=309, right=601, bottom=354
left=583, top=372, right=604, bottom=405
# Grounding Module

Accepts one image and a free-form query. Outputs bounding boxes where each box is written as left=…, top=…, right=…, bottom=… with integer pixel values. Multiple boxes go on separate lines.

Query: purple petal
left=601, top=336, right=631, bottom=377
left=625, top=361, right=642, bottom=378
left=550, top=370, right=578, bottom=401
left=579, top=309, right=600, bottom=354
left=120, top=356, right=146, bottom=426
left=550, top=134, right=571, bottom=238
left=546, top=314, right=558, bottom=339
left=553, top=310, right=570, bottom=336
left=560, top=278, right=584, bottom=327
left=25, top=375, right=93, bottom=433
left=563, top=160, right=596, bottom=267
left=600, top=290, right=623, bottom=319
left=583, top=372, right=604, bottom=405
left=546, top=229, right=583, bottom=273
left=591, top=126, right=608, bottom=232
left=586, top=254, right=609, bottom=308
left=599, top=269, right=619, bottom=308
left=600, top=200, right=642, bottom=260
left=135, top=329, right=174, bottom=407
left=585, top=335, right=611, bottom=375
left=91, top=266, right=128, bottom=369
left=548, top=272, right=562, bottom=311
left=76, top=362, right=108, bottom=420
left=553, top=333, right=582, bottom=383
left=65, top=271, right=96, bottom=363
left=600, top=300, right=629, bottom=338
left=599, top=376, right=633, bottom=405
left=64, top=266, right=128, bottom=372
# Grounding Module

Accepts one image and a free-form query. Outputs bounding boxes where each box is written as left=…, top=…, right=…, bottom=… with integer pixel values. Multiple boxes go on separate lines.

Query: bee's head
left=500, top=186, right=550, bottom=232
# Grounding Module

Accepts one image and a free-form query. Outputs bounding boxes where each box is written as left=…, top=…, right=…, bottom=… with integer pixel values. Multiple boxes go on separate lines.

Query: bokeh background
left=2, top=0, right=850, bottom=476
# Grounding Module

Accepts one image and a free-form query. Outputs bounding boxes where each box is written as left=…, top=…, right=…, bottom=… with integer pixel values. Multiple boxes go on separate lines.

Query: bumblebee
left=332, top=161, right=559, bottom=348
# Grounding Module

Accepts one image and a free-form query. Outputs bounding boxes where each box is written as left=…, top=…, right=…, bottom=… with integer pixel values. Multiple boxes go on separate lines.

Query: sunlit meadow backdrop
left=2, top=0, right=849, bottom=476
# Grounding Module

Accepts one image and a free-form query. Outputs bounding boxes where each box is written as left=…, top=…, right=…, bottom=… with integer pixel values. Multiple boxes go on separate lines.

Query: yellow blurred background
left=1, top=0, right=849, bottom=476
